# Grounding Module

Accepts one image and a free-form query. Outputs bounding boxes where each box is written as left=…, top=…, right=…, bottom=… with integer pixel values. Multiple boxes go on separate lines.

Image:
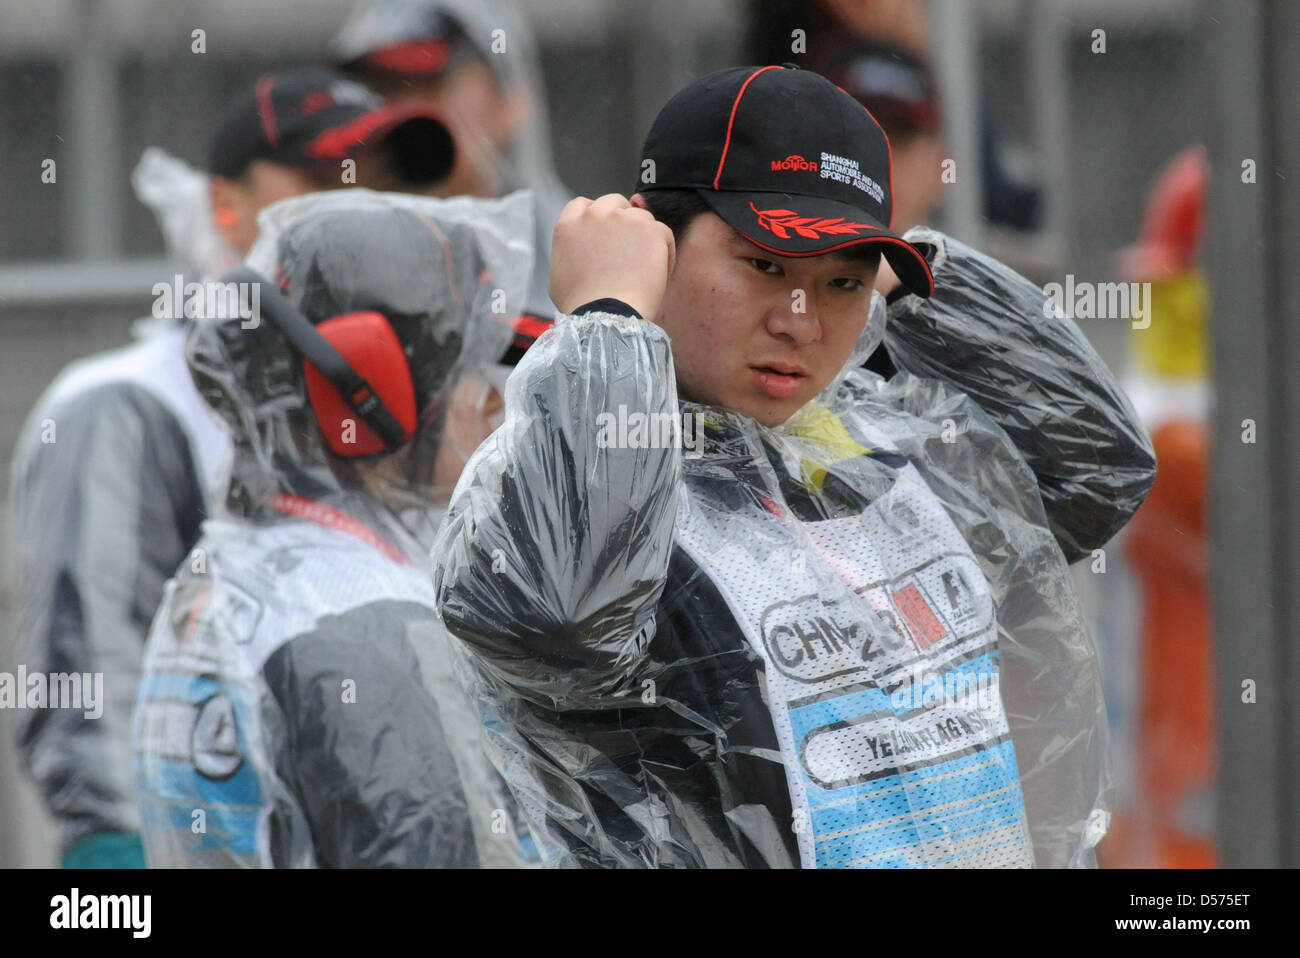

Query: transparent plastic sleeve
left=883, top=227, right=1157, bottom=563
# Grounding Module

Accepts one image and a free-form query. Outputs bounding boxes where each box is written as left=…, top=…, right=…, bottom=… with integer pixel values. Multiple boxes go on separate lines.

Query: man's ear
left=630, top=193, right=650, bottom=211
left=208, top=175, right=243, bottom=247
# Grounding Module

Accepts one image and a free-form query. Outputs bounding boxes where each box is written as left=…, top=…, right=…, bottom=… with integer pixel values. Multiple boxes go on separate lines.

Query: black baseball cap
left=639, top=64, right=934, bottom=298
left=208, top=67, right=456, bottom=185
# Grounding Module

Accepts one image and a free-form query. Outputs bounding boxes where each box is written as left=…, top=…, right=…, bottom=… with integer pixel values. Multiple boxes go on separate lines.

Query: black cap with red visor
left=638, top=64, right=935, bottom=298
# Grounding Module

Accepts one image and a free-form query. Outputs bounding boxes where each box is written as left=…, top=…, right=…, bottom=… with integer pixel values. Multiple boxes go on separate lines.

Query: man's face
left=651, top=210, right=879, bottom=427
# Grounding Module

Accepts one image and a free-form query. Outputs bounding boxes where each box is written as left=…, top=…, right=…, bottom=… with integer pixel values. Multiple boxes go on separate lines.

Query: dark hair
left=641, top=188, right=881, bottom=270
left=638, top=189, right=712, bottom=244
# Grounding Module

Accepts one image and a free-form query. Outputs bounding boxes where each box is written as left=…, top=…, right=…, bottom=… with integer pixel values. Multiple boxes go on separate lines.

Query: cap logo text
left=771, top=154, right=819, bottom=172
left=820, top=152, right=885, bottom=204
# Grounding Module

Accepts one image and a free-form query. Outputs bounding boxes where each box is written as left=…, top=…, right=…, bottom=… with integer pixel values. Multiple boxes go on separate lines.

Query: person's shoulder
left=19, top=320, right=190, bottom=444
left=201, top=517, right=435, bottom=660
left=37, top=319, right=184, bottom=405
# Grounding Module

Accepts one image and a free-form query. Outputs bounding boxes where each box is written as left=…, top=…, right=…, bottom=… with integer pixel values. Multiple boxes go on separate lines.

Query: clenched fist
left=548, top=193, right=676, bottom=321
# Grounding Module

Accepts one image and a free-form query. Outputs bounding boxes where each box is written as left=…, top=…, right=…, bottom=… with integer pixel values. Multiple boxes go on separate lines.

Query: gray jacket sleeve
left=433, top=314, right=682, bottom=701
left=882, top=228, right=1157, bottom=563
left=11, top=383, right=203, bottom=851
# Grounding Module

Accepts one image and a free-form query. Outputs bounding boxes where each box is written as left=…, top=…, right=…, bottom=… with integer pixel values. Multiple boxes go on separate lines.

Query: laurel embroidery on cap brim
left=750, top=202, right=878, bottom=239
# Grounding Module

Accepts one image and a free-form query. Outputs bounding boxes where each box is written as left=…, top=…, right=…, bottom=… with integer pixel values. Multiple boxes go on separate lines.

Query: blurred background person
left=332, top=0, right=573, bottom=315
left=202, top=68, right=456, bottom=251
left=816, top=0, right=933, bottom=53
left=8, top=66, right=455, bottom=868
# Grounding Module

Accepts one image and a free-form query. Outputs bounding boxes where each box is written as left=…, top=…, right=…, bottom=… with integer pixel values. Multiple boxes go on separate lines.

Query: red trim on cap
left=366, top=39, right=452, bottom=76
left=750, top=202, right=877, bottom=239
left=713, top=66, right=782, bottom=191
left=305, top=103, right=444, bottom=161
left=299, top=90, right=336, bottom=115
left=737, top=230, right=935, bottom=296
left=306, top=108, right=396, bottom=159
left=854, top=101, right=896, bottom=231
left=740, top=230, right=883, bottom=256
left=883, top=109, right=896, bottom=230
left=832, top=89, right=897, bottom=229
left=255, top=73, right=280, bottom=149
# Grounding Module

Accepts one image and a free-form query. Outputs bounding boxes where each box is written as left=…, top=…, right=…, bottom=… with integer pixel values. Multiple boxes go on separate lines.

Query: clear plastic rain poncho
left=133, top=188, right=536, bottom=867
left=434, top=227, right=1157, bottom=868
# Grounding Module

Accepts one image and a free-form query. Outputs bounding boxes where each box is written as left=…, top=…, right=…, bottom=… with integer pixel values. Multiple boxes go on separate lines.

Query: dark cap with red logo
left=208, top=67, right=455, bottom=186
left=638, top=64, right=934, bottom=297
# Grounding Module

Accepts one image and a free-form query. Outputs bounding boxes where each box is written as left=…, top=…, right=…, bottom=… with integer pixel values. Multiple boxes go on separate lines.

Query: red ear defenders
left=223, top=267, right=417, bottom=458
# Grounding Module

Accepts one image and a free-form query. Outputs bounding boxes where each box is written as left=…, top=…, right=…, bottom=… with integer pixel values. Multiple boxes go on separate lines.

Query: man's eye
left=832, top=278, right=866, bottom=291
left=747, top=258, right=781, bottom=275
